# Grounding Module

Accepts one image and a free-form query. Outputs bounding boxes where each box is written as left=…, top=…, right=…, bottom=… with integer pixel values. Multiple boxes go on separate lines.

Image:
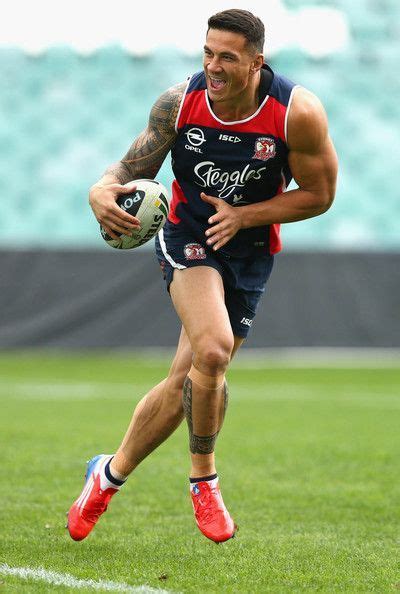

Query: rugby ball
left=101, top=179, right=169, bottom=249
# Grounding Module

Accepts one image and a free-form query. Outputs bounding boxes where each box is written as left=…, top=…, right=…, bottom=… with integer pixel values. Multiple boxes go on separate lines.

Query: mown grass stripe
left=0, top=564, right=173, bottom=593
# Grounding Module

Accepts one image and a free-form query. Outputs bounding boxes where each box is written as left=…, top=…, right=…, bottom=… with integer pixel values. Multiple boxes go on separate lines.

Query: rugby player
left=67, top=9, right=338, bottom=543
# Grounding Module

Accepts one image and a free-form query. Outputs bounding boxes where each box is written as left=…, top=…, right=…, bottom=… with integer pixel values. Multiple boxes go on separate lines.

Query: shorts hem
left=165, top=261, right=223, bottom=292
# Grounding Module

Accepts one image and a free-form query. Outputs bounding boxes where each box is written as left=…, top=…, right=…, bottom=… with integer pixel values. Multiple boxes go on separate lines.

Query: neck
left=211, top=70, right=261, bottom=122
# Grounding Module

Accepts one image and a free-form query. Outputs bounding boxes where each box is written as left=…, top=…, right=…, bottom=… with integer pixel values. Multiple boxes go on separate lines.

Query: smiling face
left=203, top=28, right=263, bottom=105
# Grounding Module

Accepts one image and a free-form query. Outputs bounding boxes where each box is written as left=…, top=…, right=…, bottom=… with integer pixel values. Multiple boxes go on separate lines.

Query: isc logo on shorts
left=241, top=317, right=253, bottom=327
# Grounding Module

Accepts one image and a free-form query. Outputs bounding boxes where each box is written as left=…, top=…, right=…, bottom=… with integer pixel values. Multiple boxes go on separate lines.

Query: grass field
left=1, top=353, right=399, bottom=593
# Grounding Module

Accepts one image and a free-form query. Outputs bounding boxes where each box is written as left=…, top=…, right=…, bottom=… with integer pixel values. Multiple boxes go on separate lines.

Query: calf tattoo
left=182, top=377, right=229, bottom=455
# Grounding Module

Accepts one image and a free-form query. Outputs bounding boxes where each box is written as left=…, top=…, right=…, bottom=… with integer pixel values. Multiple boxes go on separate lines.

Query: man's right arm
left=90, top=81, right=186, bottom=239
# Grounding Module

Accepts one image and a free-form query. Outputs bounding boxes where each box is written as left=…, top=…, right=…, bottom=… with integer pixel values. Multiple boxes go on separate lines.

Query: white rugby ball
left=101, top=179, right=169, bottom=249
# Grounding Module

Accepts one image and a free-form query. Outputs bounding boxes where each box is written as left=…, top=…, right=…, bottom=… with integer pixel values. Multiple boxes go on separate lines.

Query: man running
left=67, top=8, right=338, bottom=543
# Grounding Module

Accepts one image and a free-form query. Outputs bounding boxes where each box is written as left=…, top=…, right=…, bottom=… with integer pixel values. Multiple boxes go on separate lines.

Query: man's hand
left=89, top=181, right=141, bottom=240
left=89, top=82, right=186, bottom=241
left=201, top=192, right=242, bottom=251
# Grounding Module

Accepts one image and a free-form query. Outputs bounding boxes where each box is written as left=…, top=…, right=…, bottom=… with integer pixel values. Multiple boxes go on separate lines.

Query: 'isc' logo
left=240, top=317, right=253, bottom=327
left=219, top=134, right=241, bottom=143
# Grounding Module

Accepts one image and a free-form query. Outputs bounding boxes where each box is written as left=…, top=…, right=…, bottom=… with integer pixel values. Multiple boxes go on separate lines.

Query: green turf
left=1, top=354, right=399, bottom=593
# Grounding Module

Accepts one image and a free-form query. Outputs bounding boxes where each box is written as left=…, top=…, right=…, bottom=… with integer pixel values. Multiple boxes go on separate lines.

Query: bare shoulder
left=287, top=87, right=329, bottom=152
left=149, top=81, right=188, bottom=132
left=118, top=80, right=188, bottom=177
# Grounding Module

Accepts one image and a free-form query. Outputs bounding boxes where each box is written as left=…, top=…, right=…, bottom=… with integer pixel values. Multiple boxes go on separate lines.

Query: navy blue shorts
left=155, top=223, right=274, bottom=338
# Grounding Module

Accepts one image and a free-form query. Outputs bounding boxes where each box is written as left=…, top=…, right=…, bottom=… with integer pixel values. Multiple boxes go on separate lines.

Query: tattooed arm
left=89, top=81, right=186, bottom=239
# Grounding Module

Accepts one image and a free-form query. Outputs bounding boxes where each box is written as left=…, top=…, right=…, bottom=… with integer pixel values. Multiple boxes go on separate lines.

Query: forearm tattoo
left=182, top=378, right=229, bottom=455
left=104, top=82, right=186, bottom=184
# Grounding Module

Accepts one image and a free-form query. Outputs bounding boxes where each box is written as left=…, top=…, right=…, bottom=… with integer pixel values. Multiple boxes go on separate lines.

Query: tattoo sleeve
left=104, top=81, right=186, bottom=184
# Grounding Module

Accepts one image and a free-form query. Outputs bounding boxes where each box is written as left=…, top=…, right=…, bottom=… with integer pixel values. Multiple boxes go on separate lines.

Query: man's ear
left=250, top=53, right=264, bottom=73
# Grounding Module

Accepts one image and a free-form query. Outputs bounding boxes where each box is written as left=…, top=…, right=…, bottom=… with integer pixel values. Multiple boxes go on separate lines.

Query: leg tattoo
left=182, top=377, right=229, bottom=455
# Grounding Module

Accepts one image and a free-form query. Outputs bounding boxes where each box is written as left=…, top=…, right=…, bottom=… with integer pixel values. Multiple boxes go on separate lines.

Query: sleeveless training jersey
left=167, top=64, right=299, bottom=258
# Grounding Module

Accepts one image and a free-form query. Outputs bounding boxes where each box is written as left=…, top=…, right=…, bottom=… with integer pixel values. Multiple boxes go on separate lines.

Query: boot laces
left=82, top=489, right=113, bottom=523
left=194, top=486, right=224, bottom=525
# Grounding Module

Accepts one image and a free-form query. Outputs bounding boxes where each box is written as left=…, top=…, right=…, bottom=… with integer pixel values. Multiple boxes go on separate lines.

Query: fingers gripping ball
left=101, top=179, right=169, bottom=249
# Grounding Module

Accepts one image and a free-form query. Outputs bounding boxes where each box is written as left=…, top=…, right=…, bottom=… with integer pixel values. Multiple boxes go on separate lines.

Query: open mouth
left=209, top=76, right=226, bottom=91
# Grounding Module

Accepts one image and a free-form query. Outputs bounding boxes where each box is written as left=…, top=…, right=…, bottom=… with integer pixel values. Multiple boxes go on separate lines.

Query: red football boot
left=67, top=454, right=118, bottom=541
left=190, top=479, right=236, bottom=543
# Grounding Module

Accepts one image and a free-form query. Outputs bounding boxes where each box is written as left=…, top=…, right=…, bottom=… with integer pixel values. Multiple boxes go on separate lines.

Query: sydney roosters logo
left=253, top=137, right=276, bottom=161
left=184, top=243, right=206, bottom=260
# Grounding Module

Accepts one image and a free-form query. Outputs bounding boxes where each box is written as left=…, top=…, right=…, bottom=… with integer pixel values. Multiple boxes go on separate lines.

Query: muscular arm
left=202, top=88, right=338, bottom=250
left=89, top=82, right=185, bottom=237
left=104, top=81, right=186, bottom=184
left=239, top=87, right=338, bottom=227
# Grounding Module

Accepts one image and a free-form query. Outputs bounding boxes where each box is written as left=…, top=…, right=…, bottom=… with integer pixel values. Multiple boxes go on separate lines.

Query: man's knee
left=194, top=335, right=234, bottom=375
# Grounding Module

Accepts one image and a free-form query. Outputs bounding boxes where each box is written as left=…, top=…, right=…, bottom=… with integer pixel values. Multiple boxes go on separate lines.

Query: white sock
left=190, top=474, right=219, bottom=491
left=98, top=455, right=126, bottom=491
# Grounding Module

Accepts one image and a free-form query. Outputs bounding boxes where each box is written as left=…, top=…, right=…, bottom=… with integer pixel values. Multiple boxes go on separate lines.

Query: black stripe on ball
left=158, top=201, right=168, bottom=218
left=158, top=192, right=169, bottom=211
left=116, top=191, right=145, bottom=216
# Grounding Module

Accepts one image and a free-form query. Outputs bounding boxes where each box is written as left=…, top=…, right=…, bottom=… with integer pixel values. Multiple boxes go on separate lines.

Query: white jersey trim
left=175, top=75, right=192, bottom=133
left=204, top=90, right=270, bottom=126
left=284, top=85, right=301, bottom=144
left=158, top=228, right=187, bottom=270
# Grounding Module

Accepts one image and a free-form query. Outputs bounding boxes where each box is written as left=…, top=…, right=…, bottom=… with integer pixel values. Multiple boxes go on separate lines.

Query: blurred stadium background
left=0, top=0, right=399, bottom=348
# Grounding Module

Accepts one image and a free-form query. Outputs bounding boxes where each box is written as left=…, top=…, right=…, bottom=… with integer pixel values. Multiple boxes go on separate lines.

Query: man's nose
left=207, top=56, right=223, bottom=72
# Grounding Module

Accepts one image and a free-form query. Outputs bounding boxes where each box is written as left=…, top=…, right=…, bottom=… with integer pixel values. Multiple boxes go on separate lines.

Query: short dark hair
left=207, top=9, right=265, bottom=53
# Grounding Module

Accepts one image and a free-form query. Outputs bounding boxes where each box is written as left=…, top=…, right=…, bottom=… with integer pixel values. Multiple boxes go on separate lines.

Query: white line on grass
left=0, top=564, right=173, bottom=593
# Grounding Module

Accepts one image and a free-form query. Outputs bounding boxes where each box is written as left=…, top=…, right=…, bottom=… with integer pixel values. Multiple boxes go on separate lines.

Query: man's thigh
left=155, top=224, right=264, bottom=349
left=170, top=266, right=233, bottom=351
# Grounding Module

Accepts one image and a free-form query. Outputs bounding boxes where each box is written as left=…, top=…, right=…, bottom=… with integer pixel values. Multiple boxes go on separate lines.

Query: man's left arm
left=202, top=88, right=338, bottom=251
